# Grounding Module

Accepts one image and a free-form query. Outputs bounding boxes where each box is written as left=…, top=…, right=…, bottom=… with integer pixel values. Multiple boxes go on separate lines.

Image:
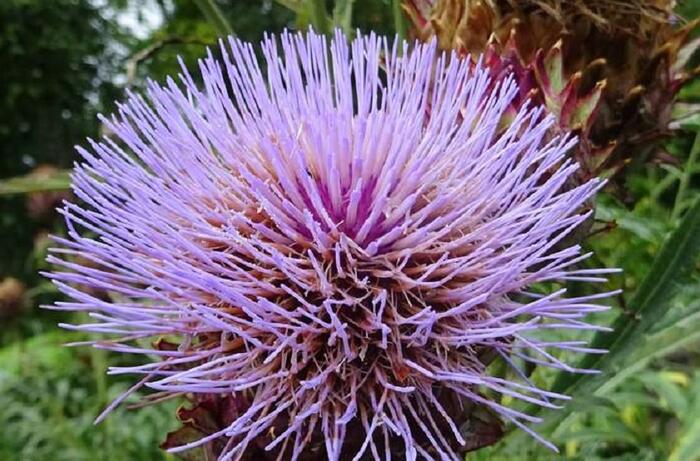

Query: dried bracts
left=404, top=0, right=700, bottom=186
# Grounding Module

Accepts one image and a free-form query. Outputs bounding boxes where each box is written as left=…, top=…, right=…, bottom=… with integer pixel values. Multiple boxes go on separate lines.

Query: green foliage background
left=1, top=1, right=700, bottom=460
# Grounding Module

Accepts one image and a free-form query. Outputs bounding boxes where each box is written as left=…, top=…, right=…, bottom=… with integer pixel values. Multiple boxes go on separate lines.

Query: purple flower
left=47, top=30, right=618, bottom=460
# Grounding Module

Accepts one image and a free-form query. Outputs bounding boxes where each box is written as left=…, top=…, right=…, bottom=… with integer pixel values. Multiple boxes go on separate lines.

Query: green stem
left=672, top=129, right=700, bottom=221
left=307, top=0, right=330, bottom=35
left=86, top=312, right=112, bottom=461
left=331, top=0, right=355, bottom=37
left=392, top=0, right=407, bottom=40
left=193, top=0, right=234, bottom=37
left=0, top=170, right=71, bottom=195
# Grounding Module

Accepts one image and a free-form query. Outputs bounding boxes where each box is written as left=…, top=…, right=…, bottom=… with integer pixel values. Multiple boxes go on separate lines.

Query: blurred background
left=1, top=1, right=700, bottom=460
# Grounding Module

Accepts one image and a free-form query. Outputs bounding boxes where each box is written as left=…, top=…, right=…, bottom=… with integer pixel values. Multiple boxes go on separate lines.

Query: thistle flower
left=47, top=31, right=617, bottom=460
left=403, top=0, right=700, bottom=188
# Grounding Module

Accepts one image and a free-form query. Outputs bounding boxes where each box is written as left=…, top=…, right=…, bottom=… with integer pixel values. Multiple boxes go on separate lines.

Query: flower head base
left=48, top=31, right=617, bottom=460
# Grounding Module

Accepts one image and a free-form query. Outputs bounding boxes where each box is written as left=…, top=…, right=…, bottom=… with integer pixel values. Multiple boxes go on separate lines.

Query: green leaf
left=564, top=395, right=617, bottom=412
left=306, top=0, right=330, bottom=35
left=553, top=197, right=700, bottom=396
left=670, top=102, right=700, bottom=130
left=192, top=0, right=234, bottom=37
left=596, top=202, right=666, bottom=242
left=595, top=302, right=700, bottom=394
left=392, top=0, right=407, bottom=40
left=607, top=390, right=663, bottom=409
left=669, top=375, right=700, bottom=461
left=557, top=427, right=637, bottom=445
left=535, top=198, right=700, bottom=436
left=673, top=130, right=700, bottom=221
left=635, top=371, right=688, bottom=417
left=274, top=0, right=303, bottom=13
left=0, top=170, right=71, bottom=195
left=332, top=0, right=355, bottom=36
left=670, top=421, right=700, bottom=461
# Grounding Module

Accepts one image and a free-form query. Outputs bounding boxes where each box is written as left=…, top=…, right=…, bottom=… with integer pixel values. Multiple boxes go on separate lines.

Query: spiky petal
left=47, top=31, right=617, bottom=460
